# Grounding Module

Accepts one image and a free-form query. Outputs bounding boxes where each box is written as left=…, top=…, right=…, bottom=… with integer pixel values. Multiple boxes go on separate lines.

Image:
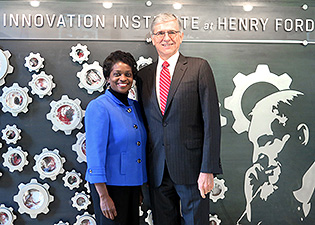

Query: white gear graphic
left=46, top=95, right=85, bottom=135
left=62, top=169, right=82, bottom=190
left=136, top=56, right=153, bottom=71
left=224, top=64, right=292, bottom=134
left=128, top=80, right=138, bottom=101
left=70, top=43, right=90, bottom=64
left=84, top=181, right=91, bottom=194
left=0, top=204, right=17, bottom=225
left=54, top=221, right=70, bottom=225
left=2, top=146, right=29, bottom=172
left=210, top=177, right=228, bottom=203
left=71, top=191, right=91, bottom=211
left=13, top=178, right=54, bottom=218
left=33, top=148, right=66, bottom=180
left=131, top=56, right=153, bottom=101
left=74, top=212, right=96, bottom=225
left=145, top=209, right=153, bottom=225
left=146, top=37, right=152, bottom=44
left=72, top=132, right=86, bottom=163
left=24, top=52, right=44, bottom=72
left=219, top=102, right=227, bottom=127
left=139, top=205, right=144, bottom=217
left=209, top=214, right=221, bottom=224
left=0, top=83, right=33, bottom=117
left=1, top=124, right=22, bottom=144
left=0, top=49, right=14, bottom=86
left=28, top=71, right=56, bottom=98
left=76, top=61, right=105, bottom=94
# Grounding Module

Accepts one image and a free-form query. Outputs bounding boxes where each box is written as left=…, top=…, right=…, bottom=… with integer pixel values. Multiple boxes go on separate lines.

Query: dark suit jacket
left=138, top=53, right=222, bottom=187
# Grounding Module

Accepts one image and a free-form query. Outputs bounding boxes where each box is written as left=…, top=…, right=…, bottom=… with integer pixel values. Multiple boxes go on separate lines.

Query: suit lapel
left=164, top=54, right=188, bottom=114
left=146, top=62, right=162, bottom=117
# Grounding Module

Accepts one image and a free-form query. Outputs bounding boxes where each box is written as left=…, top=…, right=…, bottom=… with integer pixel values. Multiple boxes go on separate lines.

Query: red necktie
left=159, top=61, right=171, bottom=115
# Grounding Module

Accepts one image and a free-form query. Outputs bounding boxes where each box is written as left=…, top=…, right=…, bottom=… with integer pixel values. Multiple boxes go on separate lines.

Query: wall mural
left=0, top=2, right=314, bottom=224
left=224, top=65, right=314, bottom=224
left=1, top=42, right=313, bottom=224
left=1, top=46, right=314, bottom=224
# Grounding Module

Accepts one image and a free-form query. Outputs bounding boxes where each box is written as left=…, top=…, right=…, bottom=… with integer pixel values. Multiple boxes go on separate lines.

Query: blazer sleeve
left=85, top=99, right=110, bottom=183
left=198, top=59, right=222, bottom=174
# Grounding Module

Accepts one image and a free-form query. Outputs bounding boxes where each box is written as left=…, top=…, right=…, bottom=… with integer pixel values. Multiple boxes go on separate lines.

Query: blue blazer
left=85, top=90, right=147, bottom=186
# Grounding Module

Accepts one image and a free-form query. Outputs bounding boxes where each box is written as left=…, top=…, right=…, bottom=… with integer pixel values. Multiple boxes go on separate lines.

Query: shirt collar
left=157, top=51, right=180, bottom=69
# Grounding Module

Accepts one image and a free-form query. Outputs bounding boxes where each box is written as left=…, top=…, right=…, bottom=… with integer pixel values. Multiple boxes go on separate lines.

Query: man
left=138, top=13, right=222, bottom=225
left=237, top=90, right=315, bottom=224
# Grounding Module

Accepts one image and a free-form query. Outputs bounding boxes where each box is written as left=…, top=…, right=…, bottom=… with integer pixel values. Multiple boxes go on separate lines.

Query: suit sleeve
left=85, top=99, right=110, bottom=183
left=198, top=59, right=222, bottom=174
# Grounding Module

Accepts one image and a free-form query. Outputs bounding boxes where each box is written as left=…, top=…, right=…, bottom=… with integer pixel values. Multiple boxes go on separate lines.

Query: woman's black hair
left=103, top=50, right=137, bottom=79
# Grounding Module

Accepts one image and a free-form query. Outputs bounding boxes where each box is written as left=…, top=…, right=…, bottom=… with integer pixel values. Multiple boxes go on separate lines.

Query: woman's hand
left=94, top=183, right=117, bottom=220
left=100, top=195, right=117, bottom=220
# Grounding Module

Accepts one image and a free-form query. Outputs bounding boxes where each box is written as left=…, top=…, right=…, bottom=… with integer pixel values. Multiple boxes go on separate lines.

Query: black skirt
left=89, top=183, right=141, bottom=225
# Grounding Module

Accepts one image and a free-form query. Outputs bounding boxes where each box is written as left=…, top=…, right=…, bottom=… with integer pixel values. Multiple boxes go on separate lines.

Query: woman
left=85, top=50, right=147, bottom=225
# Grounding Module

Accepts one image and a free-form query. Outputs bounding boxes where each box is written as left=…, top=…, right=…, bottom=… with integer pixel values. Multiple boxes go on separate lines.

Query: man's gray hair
left=150, top=13, right=183, bottom=34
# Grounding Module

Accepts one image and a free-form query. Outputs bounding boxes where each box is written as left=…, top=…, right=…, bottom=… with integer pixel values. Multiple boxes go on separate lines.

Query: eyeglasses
left=152, top=30, right=181, bottom=39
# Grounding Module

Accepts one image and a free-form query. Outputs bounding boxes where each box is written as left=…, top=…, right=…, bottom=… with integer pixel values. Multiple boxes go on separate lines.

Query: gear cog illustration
left=84, top=181, right=91, bottom=194
left=33, top=148, right=66, bottom=180
left=76, top=61, right=105, bottom=94
left=219, top=102, right=227, bottom=127
left=24, top=52, right=44, bottom=72
left=54, top=221, right=70, bottom=225
left=62, top=169, right=82, bottom=190
left=74, top=212, right=96, bottom=225
left=136, top=56, right=153, bottom=71
left=70, top=43, right=90, bottom=64
left=28, top=71, right=56, bottom=98
left=1, top=124, right=22, bottom=144
left=209, top=177, right=228, bottom=203
left=13, top=178, right=54, bottom=218
left=71, top=191, right=91, bottom=211
left=209, top=214, right=221, bottom=224
left=0, top=204, right=17, bottom=225
left=139, top=205, right=144, bottom=216
left=0, top=83, right=33, bottom=117
left=145, top=209, right=153, bottom=225
left=46, top=95, right=85, bottom=135
left=224, top=64, right=292, bottom=134
left=72, top=132, right=86, bottom=163
left=128, top=80, right=138, bottom=101
left=0, top=49, right=14, bottom=86
left=2, top=146, right=29, bottom=172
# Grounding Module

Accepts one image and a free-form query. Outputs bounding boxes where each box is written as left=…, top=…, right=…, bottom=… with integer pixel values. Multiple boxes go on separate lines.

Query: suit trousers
left=90, top=183, right=140, bottom=225
left=149, top=166, right=209, bottom=225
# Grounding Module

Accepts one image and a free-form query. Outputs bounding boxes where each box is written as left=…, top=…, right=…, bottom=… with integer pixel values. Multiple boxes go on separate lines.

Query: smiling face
left=151, top=19, right=184, bottom=60
left=108, top=62, right=133, bottom=94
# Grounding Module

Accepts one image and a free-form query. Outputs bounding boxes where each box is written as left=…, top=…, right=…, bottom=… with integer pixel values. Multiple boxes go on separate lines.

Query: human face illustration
left=250, top=110, right=289, bottom=186
left=108, top=62, right=133, bottom=94
left=237, top=89, right=308, bottom=224
left=247, top=94, right=292, bottom=200
left=151, top=19, right=184, bottom=60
